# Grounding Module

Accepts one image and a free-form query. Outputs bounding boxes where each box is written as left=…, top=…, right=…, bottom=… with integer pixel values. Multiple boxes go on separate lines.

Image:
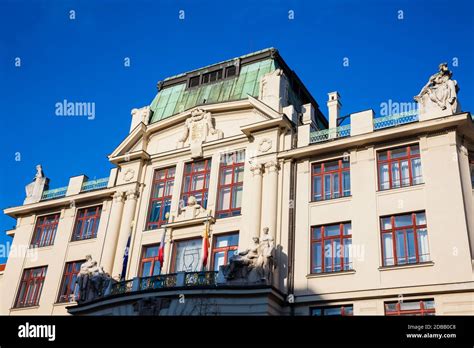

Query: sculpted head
left=85, top=254, right=92, bottom=262
left=252, top=237, right=259, bottom=244
left=263, top=227, right=269, bottom=234
left=187, top=196, right=197, bottom=206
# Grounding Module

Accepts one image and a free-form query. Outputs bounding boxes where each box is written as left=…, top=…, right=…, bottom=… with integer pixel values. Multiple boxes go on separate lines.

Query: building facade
left=1, top=49, right=474, bottom=316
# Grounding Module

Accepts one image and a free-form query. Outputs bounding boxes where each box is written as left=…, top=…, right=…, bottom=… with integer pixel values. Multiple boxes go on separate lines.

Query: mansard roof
left=149, top=48, right=327, bottom=128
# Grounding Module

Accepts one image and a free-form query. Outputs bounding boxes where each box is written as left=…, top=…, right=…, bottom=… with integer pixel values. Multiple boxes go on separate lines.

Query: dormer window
left=202, top=69, right=223, bottom=84
left=225, top=65, right=236, bottom=78
left=189, top=76, right=200, bottom=88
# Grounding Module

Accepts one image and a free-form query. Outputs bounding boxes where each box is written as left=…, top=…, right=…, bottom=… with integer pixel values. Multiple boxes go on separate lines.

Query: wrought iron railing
left=41, top=187, right=67, bottom=200
left=81, top=177, right=109, bottom=192
left=310, top=124, right=351, bottom=143
left=184, top=271, right=218, bottom=287
left=109, top=279, right=133, bottom=296
left=373, top=110, right=419, bottom=130
left=139, top=274, right=177, bottom=291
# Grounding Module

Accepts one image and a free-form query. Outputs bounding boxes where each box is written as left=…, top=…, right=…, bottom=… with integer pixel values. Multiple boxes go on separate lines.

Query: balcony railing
left=139, top=274, right=177, bottom=291
left=109, top=279, right=134, bottom=296
left=373, top=110, right=419, bottom=130
left=41, top=187, right=67, bottom=201
left=185, top=271, right=218, bottom=287
left=310, top=124, right=351, bottom=144
left=81, top=177, right=109, bottom=192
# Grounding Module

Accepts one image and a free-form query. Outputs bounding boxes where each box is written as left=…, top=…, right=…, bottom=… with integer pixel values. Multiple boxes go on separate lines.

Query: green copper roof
left=149, top=59, right=277, bottom=124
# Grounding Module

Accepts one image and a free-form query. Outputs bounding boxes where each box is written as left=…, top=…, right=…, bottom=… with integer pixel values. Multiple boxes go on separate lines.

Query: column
left=100, top=191, right=125, bottom=274
left=263, top=160, right=280, bottom=239
left=112, top=189, right=139, bottom=278
left=249, top=163, right=264, bottom=240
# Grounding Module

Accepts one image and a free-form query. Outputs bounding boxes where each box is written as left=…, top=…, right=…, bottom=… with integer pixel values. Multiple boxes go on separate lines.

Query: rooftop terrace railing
left=81, top=177, right=109, bottom=192
left=310, top=124, right=351, bottom=144
left=41, top=187, right=68, bottom=201
left=373, top=110, right=419, bottom=130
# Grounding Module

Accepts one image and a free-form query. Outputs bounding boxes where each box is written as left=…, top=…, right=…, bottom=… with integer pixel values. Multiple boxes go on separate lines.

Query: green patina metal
left=149, top=59, right=277, bottom=124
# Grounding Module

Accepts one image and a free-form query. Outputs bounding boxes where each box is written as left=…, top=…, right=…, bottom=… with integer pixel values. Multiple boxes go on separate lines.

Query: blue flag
left=120, top=235, right=131, bottom=280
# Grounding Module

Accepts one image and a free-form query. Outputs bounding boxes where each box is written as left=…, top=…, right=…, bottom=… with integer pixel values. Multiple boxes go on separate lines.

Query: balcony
left=108, top=272, right=220, bottom=298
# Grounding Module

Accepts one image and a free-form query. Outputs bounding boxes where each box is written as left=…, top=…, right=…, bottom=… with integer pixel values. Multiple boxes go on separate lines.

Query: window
left=381, top=212, right=429, bottom=266
left=311, top=222, right=352, bottom=274
left=181, top=159, right=212, bottom=209
left=385, top=299, right=435, bottom=316
left=189, top=76, right=200, bottom=88
left=147, top=167, right=175, bottom=229
left=311, top=159, right=350, bottom=201
left=212, top=233, right=239, bottom=272
left=378, top=144, right=422, bottom=190
left=172, top=238, right=202, bottom=272
left=140, top=244, right=161, bottom=277
left=71, top=206, right=102, bottom=241
left=202, top=69, right=223, bottom=84
left=216, top=151, right=245, bottom=218
left=311, top=305, right=353, bottom=316
left=30, top=213, right=59, bottom=248
left=14, top=266, right=47, bottom=308
left=225, top=65, right=237, bottom=78
left=57, top=260, right=83, bottom=303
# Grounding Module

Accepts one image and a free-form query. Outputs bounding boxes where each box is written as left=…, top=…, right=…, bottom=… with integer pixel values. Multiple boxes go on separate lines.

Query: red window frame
left=211, top=232, right=239, bottom=271
left=146, top=167, right=175, bottom=229
left=311, top=222, right=352, bottom=274
left=139, top=244, right=161, bottom=277
left=71, top=205, right=102, bottom=241
left=385, top=299, right=435, bottom=316
left=377, top=144, right=422, bottom=190
left=216, top=151, right=244, bottom=218
left=311, top=159, right=350, bottom=201
left=30, top=213, right=60, bottom=248
left=14, top=266, right=47, bottom=308
left=311, top=305, right=353, bottom=316
left=181, top=159, right=212, bottom=209
left=57, top=260, right=84, bottom=303
left=380, top=212, right=429, bottom=266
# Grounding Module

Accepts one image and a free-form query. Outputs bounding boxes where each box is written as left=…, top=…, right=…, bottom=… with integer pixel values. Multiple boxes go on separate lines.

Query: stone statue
left=256, top=227, right=275, bottom=281
left=222, top=236, right=260, bottom=280
left=414, top=63, right=460, bottom=116
left=176, top=108, right=223, bottom=158
left=74, top=255, right=111, bottom=303
left=173, top=196, right=211, bottom=222
left=219, top=227, right=276, bottom=284
left=24, top=165, right=49, bottom=204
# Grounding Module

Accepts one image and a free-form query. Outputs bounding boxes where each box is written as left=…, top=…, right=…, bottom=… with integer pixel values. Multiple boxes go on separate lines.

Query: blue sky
left=0, top=0, right=473, bottom=263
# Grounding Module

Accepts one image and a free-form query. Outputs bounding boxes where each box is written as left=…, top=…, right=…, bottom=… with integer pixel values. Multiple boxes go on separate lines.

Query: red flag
left=157, top=229, right=166, bottom=270
left=201, top=221, right=210, bottom=269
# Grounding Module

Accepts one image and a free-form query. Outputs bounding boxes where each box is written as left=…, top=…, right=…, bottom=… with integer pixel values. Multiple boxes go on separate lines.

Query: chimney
left=327, top=91, right=341, bottom=129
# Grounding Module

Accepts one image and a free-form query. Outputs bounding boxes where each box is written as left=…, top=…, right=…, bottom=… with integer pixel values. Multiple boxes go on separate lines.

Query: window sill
left=143, top=226, right=165, bottom=233
left=306, top=270, right=356, bottom=279
left=54, top=301, right=76, bottom=306
left=215, top=214, right=242, bottom=221
left=309, top=195, right=352, bottom=206
left=69, top=238, right=97, bottom=245
left=10, top=305, right=40, bottom=312
left=28, top=245, right=54, bottom=251
left=378, top=261, right=434, bottom=271
left=377, top=183, right=425, bottom=195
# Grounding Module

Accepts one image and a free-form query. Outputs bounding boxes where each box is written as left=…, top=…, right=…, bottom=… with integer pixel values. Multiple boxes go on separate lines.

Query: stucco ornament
left=74, top=255, right=112, bottom=303
left=218, top=227, right=276, bottom=285
left=414, top=63, right=461, bottom=116
left=176, top=108, right=223, bottom=158
left=123, top=168, right=135, bottom=182
left=173, top=196, right=212, bottom=222
left=258, top=138, right=272, bottom=153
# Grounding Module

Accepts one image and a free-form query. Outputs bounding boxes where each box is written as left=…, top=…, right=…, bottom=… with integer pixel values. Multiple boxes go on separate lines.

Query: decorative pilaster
left=112, top=189, right=139, bottom=279
left=250, top=163, right=264, bottom=240
left=263, top=161, right=280, bottom=239
left=100, top=191, right=125, bottom=274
